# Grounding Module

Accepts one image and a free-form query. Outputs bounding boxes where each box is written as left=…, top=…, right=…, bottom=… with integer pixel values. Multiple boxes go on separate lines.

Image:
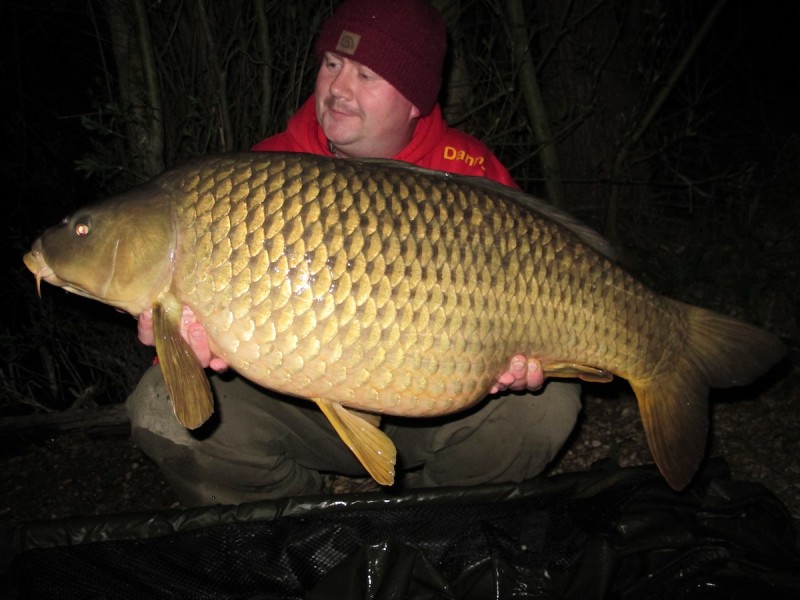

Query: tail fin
left=631, top=302, right=785, bottom=490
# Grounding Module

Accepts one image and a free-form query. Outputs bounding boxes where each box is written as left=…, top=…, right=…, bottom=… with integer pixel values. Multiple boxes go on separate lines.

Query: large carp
left=23, top=152, right=785, bottom=490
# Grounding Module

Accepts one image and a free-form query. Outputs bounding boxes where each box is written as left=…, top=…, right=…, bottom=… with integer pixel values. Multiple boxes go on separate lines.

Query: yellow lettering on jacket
left=443, top=145, right=485, bottom=168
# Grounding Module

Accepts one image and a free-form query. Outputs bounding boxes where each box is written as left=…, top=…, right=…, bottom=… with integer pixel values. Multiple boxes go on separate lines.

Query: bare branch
left=605, top=0, right=729, bottom=240
left=132, top=0, right=164, bottom=174
left=504, top=0, right=566, bottom=207
left=196, top=0, right=234, bottom=151
left=254, top=0, right=274, bottom=138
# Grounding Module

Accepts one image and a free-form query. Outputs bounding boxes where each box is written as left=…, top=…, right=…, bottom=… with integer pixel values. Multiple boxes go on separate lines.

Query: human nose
left=329, top=64, right=355, bottom=99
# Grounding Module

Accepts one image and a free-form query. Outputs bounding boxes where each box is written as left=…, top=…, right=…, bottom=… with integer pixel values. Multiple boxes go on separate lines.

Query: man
left=129, top=0, right=581, bottom=506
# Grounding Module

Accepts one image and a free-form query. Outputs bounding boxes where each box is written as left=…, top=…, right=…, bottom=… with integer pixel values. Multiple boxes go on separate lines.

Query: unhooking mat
left=1, top=458, right=798, bottom=599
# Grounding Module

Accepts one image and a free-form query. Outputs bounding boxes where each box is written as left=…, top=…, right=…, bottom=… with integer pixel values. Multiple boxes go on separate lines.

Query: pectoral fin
left=152, top=301, right=214, bottom=429
left=541, top=361, right=614, bottom=383
left=314, top=398, right=396, bottom=486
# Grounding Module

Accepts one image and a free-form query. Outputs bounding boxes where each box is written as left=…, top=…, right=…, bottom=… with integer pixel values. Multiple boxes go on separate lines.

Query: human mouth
left=326, top=101, right=359, bottom=119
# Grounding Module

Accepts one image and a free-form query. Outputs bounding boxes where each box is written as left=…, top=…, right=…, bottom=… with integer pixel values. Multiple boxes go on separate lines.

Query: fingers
left=185, top=313, right=229, bottom=372
left=490, top=353, right=545, bottom=394
left=524, top=357, right=544, bottom=390
left=141, top=305, right=228, bottom=371
left=137, top=309, right=155, bottom=345
left=208, top=357, right=230, bottom=372
left=186, top=321, right=212, bottom=368
left=179, top=305, right=197, bottom=339
left=490, top=370, right=517, bottom=394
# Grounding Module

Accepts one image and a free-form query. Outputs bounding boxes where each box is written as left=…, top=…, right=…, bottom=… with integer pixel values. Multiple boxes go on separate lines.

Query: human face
left=315, top=52, right=421, bottom=158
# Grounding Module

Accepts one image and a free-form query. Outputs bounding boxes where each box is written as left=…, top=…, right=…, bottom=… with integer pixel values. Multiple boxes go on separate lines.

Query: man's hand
left=138, top=307, right=229, bottom=372
left=490, top=354, right=544, bottom=394
left=139, top=307, right=544, bottom=391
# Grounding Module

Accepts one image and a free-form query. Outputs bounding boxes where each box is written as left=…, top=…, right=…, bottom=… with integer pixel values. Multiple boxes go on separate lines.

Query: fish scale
left=174, top=157, right=596, bottom=412
left=24, top=152, right=785, bottom=489
left=176, top=156, right=520, bottom=414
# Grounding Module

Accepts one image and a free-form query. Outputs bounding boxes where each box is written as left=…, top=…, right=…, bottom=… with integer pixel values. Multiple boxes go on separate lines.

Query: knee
left=399, top=384, right=582, bottom=487
left=522, top=381, right=582, bottom=442
left=126, top=366, right=195, bottom=445
left=544, top=380, right=582, bottom=423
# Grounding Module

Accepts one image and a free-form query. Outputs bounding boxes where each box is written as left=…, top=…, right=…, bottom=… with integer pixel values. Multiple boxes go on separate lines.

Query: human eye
left=358, top=66, right=380, bottom=81
left=323, top=53, right=342, bottom=71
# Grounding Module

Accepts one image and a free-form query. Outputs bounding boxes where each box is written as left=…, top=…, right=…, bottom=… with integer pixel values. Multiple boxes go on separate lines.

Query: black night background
left=0, top=0, right=798, bottom=592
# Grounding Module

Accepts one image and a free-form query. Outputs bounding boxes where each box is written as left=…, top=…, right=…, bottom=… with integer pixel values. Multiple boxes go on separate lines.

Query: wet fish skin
left=23, top=152, right=786, bottom=489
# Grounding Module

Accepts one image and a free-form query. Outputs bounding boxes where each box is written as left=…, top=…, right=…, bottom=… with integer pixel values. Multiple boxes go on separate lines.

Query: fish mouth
left=23, top=245, right=65, bottom=297
left=23, top=241, right=132, bottom=308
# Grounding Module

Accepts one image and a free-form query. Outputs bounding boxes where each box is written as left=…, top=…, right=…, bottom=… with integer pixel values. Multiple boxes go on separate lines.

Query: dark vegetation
left=1, top=0, right=797, bottom=524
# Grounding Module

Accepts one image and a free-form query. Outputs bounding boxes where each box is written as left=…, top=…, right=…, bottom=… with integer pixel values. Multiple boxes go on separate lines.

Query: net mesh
left=3, top=460, right=799, bottom=599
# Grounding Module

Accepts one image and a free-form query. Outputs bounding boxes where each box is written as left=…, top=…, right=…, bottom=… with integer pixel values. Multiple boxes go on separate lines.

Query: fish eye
left=74, top=215, right=91, bottom=236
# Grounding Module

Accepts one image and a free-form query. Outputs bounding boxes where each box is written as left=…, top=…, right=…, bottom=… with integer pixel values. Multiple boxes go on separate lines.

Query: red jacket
left=251, top=96, right=517, bottom=188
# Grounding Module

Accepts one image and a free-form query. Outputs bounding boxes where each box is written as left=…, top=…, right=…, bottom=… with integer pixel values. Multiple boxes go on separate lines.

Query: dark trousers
left=127, top=366, right=581, bottom=506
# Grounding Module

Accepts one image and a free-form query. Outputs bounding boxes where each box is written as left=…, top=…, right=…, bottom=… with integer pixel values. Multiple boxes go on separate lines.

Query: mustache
left=325, top=98, right=360, bottom=117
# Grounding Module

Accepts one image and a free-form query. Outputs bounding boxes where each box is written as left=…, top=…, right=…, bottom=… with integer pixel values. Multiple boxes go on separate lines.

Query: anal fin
left=153, top=301, right=214, bottom=429
left=541, top=361, right=614, bottom=383
left=314, top=398, right=396, bottom=486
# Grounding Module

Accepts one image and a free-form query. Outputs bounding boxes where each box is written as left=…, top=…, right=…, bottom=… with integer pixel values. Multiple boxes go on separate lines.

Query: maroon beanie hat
left=315, top=0, right=447, bottom=116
